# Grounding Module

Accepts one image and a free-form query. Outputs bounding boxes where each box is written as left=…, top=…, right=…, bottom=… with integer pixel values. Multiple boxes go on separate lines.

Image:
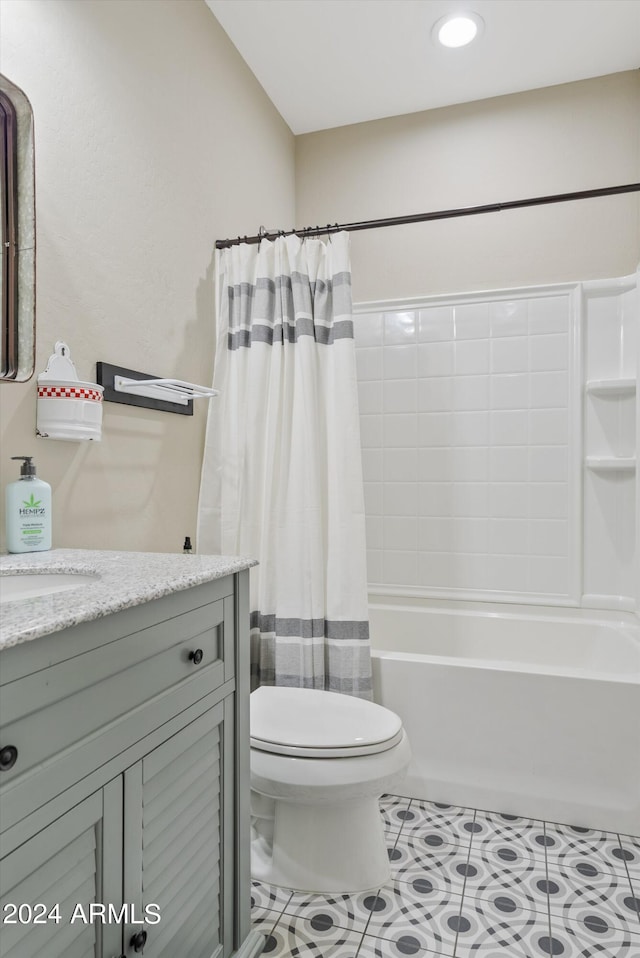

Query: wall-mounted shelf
left=113, top=376, right=218, bottom=405
left=97, top=363, right=218, bottom=417
left=585, top=378, right=636, bottom=397
left=585, top=456, right=636, bottom=473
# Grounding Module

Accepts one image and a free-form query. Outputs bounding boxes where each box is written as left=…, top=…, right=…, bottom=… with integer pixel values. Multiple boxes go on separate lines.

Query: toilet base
left=251, top=793, right=390, bottom=894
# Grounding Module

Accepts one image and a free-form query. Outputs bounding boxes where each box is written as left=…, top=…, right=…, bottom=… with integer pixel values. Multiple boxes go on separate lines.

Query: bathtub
left=369, top=596, right=640, bottom=835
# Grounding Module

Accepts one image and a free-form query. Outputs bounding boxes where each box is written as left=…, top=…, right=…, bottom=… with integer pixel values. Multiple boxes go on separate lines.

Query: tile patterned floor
left=250, top=795, right=640, bottom=957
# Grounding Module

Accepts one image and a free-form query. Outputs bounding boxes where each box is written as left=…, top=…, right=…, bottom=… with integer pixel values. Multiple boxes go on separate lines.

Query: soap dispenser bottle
left=5, top=456, right=52, bottom=553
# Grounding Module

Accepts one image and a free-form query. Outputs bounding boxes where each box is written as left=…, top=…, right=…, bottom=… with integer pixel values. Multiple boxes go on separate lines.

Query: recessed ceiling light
left=433, top=12, right=484, bottom=48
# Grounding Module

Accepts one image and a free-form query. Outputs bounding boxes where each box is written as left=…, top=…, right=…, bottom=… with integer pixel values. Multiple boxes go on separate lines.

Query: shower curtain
left=197, top=232, right=372, bottom=698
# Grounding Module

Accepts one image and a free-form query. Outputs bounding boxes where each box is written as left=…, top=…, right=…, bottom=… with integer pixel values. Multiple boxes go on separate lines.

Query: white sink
left=0, top=572, right=98, bottom=604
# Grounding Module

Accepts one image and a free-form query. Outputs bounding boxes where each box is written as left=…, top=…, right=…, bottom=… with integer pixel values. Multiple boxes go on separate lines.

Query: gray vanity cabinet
left=123, top=702, right=231, bottom=958
left=0, top=781, right=123, bottom=958
left=0, top=570, right=261, bottom=958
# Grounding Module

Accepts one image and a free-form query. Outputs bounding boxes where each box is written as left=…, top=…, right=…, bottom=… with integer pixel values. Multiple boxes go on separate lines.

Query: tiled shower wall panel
left=355, top=291, right=575, bottom=600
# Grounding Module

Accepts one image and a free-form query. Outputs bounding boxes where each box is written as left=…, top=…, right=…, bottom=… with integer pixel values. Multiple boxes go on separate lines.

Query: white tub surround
left=369, top=597, right=640, bottom=835
left=0, top=549, right=258, bottom=648
left=355, top=271, right=639, bottom=615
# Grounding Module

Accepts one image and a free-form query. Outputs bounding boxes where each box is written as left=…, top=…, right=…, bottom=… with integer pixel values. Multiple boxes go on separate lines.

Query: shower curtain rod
left=215, top=182, right=640, bottom=250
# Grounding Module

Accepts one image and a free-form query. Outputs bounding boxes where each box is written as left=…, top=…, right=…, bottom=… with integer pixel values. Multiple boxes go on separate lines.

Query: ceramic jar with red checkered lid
left=36, top=341, right=103, bottom=441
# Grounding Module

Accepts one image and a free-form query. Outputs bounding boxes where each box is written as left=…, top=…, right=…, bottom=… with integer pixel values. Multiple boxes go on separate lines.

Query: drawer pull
left=189, top=648, right=204, bottom=665
left=130, top=929, right=147, bottom=952
left=0, top=745, right=18, bottom=771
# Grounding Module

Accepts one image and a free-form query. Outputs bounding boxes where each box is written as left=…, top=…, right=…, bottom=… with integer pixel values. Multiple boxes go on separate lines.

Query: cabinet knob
left=130, top=929, right=147, bottom=952
left=0, top=745, right=18, bottom=771
left=189, top=648, right=204, bottom=665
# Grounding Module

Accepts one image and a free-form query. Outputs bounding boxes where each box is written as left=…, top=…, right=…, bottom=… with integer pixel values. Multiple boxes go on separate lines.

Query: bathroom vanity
left=0, top=550, right=263, bottom=958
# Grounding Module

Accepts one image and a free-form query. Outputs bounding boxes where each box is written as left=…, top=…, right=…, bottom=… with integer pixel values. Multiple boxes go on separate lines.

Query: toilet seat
left=250, top=686, right=403, bottom=757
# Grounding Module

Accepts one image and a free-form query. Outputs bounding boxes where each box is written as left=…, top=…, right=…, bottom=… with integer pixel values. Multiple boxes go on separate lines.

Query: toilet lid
left=250, top=686, right=404, bottom=757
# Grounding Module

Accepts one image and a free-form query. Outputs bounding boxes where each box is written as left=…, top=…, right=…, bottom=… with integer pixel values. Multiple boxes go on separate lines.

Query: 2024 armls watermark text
left=3, top=903, right=161, bottom=925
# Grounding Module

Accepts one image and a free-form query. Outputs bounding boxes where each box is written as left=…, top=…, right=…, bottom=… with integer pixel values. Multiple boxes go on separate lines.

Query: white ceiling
left=205, top=0, right=640, bottom=135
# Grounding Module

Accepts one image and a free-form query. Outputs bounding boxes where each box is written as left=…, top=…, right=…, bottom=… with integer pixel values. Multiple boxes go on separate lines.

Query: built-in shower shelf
left=585, top=378, right=636, bottom=397
left=585, top=456, right=636, bottom=473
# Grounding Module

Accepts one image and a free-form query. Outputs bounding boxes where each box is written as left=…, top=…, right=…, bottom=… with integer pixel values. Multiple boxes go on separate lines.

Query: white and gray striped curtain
left=197, top=232, right=372, bottom=698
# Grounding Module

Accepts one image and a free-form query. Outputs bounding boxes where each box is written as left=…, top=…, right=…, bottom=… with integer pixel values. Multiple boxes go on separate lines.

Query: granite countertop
left=0, top=549, right=258, bottom=649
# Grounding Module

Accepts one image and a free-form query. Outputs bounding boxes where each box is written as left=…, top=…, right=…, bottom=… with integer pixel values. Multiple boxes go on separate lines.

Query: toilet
left=249, top=686, right=411, bottom=893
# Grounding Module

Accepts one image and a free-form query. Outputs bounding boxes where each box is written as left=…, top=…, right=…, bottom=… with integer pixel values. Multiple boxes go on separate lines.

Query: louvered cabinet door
left=0, top=780, right=123, bottom=958
left=123, top=702, right=230, bottom=958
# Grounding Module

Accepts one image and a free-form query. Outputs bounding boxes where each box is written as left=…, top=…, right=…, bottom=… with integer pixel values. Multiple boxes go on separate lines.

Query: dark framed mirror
left=0, top=74, right=35, bottom=382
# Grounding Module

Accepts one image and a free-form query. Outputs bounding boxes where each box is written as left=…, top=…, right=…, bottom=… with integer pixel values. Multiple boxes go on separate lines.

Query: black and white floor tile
left=251, top=795, right=640, bottom=957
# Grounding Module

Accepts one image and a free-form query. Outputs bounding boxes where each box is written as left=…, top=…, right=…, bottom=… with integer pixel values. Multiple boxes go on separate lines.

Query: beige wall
left=0, top=0, right=295, bottom=553
left=296, top=72, right=640, bottom=304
